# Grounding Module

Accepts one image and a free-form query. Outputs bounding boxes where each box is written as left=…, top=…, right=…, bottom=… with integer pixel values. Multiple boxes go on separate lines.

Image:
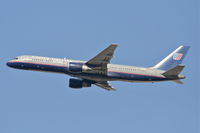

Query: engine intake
left=69, top=78, right=91, bottom=89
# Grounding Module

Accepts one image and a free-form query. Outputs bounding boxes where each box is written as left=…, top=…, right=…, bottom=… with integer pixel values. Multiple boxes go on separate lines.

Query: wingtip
left=111, top=44, right=118, bottom=46
left=179, top=45, right=191, bottom=48
left=107, top=88, right=117, bottom=91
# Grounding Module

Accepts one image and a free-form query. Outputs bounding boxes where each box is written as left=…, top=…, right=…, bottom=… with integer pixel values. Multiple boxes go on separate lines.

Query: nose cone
left=7, top=61, right=13, bottom=67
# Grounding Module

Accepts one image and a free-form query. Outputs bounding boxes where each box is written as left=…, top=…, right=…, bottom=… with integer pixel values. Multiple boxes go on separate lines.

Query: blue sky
left=0, top=0, right=199, bottom=133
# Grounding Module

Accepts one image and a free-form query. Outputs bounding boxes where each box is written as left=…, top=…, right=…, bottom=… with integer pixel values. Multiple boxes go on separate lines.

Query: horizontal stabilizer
left=173, top=80, right=184, bottom=84
left=162, top=65, right=185, bottom=78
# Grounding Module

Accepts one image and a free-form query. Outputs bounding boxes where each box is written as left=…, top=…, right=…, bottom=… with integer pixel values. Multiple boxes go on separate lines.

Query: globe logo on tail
left=173, top=53, right=183, bottom=60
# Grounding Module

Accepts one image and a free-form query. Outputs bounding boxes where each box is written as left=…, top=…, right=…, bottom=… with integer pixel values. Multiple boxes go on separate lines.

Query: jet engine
left=69, top=78, right=91, bottom=89
left=68, top=62, right=91, bottom=73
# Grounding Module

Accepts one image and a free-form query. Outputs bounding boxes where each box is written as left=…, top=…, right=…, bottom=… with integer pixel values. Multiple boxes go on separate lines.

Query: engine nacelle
left=68, top=62, right=91, bottom=73
left=69, top=79, right=91, bottom=89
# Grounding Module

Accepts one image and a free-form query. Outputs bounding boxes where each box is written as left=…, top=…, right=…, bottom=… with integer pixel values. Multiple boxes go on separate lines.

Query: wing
left=86, top=44, right=118, bottom=66
left=95, top=81, right=116, bottom=91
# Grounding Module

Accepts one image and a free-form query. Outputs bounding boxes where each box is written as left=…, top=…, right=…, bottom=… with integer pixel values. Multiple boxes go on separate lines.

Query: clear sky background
left=0, top=0, right=199, bottom=133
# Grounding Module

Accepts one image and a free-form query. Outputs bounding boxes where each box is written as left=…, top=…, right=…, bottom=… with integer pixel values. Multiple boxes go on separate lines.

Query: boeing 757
left=7, top=44, right=190, bottom=90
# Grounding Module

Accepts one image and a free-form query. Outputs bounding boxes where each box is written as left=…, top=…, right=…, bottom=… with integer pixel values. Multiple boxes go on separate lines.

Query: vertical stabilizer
left=153, top=46, right=190, bottom=70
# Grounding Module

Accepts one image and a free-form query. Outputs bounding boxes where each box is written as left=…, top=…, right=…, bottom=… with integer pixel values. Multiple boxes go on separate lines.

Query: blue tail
left=153, top=46, right=190, bottom=70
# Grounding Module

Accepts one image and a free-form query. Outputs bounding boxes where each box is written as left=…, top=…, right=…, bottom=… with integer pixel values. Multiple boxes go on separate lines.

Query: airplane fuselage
left=7, top=55, right=180, bottom=83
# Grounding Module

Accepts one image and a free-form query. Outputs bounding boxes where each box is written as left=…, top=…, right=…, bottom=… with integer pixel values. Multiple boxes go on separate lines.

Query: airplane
left=7, top=44, right=190, bottom=90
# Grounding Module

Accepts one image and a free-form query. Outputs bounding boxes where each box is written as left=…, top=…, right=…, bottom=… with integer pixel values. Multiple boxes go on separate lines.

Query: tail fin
left=153, top=45, right=190, bottom=70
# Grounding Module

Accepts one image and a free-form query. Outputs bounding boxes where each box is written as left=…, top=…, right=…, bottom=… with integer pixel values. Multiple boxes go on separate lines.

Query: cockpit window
left=13, top=57, right=18, bottom=60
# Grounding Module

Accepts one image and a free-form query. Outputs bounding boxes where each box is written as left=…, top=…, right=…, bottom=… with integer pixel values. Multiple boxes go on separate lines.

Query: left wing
left=95, top=81, right=116, bottom=91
